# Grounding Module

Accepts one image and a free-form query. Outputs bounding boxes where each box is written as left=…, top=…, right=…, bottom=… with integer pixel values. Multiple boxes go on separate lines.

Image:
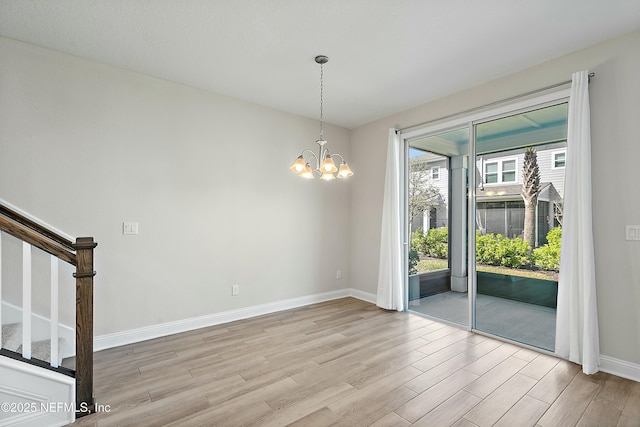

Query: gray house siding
left=410, top=154, right=449, bottom=232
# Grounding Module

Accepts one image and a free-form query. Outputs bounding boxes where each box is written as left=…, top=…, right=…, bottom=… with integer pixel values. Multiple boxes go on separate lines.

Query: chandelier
left=289, top=55, right=353, bottom=180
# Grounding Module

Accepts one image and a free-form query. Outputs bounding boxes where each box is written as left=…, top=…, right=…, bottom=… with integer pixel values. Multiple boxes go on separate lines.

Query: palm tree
left=522, top=147, right=540, bottom=250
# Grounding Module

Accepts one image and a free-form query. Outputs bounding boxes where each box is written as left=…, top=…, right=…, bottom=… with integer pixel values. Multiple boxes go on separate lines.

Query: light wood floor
left=70, top=297, right=640, bottom=426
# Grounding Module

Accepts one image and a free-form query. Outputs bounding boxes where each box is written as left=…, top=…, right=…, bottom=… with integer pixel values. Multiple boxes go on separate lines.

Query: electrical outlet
left=336, top=270, right=342, bottom=279
left=232, top=285, right=239, bottom=296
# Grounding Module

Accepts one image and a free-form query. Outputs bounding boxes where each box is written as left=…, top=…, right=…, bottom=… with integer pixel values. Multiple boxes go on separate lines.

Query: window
left=484, top=158, right=517, bottom=184
left=553, top=150, right=566, bottom=169
left=476, top=200, right=525, bottom=238
left=431, top=167, right=440, bottom=181
left=502, top=160, right=516, bottom=182
left=485, top=162, right=498, bottom=184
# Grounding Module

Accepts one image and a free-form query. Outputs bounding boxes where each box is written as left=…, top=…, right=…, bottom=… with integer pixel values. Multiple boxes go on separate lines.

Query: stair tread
left=2, top=322, right=23, bottom=352
left=15, top=337, right=66, bottom=364
left=4, top=323, right=67, bottom=364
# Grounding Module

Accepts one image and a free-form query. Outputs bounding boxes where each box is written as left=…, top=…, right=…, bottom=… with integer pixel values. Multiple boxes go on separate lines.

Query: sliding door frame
left=400, top=86, right=570, bottom=335
left=402, top=138, right=410, bottom=311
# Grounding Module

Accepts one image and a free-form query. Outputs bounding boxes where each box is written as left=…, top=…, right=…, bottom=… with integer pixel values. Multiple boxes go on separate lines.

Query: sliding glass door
left=472, top=103, right=567, bottom=351
left=404, top=93, right=568, bottom=352
left=406, top=127, right=469, bottom=326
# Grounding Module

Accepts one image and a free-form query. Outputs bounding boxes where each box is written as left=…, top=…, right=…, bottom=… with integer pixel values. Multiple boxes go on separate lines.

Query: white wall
left=0, top=37, right=351, bottom=336
left=350, top=30, right=640, bottom=366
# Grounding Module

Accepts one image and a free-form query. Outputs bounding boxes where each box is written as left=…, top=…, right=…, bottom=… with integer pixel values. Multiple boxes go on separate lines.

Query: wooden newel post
left=73, top=237, right=97, bottom=416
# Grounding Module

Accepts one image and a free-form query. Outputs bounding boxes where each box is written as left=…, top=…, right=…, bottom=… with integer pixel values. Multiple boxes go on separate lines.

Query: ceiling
left=1, top=1, right=639, bottom=129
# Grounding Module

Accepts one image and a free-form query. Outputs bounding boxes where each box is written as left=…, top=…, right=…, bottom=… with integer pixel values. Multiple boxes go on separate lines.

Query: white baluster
left=50, top=255, right=59, bottom=367
left=22, top=242, right=31, bottom=359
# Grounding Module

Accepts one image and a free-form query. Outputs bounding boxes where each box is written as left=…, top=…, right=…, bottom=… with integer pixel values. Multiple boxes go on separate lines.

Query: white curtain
left=376, top=129, right=404, bottom=311
left=555, top=70, right=600, bottom=374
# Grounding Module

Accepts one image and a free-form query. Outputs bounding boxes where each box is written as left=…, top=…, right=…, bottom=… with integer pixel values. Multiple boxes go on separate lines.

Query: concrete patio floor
left=408, top=291, right=556, bottom=351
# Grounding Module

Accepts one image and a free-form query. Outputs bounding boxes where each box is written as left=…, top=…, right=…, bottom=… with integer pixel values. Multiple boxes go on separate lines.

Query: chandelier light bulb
left=290, top=155, right=306, bottom=173
left=322, top=155, right=338, bottom=173
left=320, top=172, right=336, bottom=180
left=300, top=163, right=314, bottom=178
left=337, top=162, right=354, bottom=178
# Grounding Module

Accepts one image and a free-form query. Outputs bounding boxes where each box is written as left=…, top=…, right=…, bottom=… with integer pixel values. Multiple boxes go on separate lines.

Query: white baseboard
left=600, top=355, right=640, bottom=383
left=349, top=288, right=377, bottom=304
left=94, top=288, right=375, bottom=351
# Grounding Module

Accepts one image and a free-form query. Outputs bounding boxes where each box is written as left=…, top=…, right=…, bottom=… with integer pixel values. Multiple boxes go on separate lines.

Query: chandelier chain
left=319, top=62, right=324, bottom=139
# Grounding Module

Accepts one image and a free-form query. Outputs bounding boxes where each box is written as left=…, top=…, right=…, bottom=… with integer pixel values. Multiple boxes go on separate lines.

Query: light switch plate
left=625, top=225, right=640, bottom=241
left=123, top=222, right=139, bottom=235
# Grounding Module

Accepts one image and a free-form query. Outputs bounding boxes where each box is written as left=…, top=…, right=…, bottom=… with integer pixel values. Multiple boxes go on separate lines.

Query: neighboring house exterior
left=410, top=142, right=566, bottom=247
left=409, top=152, right=449, bottom=231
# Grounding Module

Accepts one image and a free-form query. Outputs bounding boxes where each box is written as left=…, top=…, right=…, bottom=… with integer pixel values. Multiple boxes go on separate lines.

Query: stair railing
left=0, top=201, right=97, bottom=415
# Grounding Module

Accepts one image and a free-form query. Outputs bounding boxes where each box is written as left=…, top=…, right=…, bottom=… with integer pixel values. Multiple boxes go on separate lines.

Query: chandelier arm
left=301, top=149, right=320, bottom=170
left=329, top=153, right=346, bottom=163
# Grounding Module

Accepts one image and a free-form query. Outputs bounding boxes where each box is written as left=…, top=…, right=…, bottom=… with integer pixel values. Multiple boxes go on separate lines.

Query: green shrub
left=408, top=248, right=420, bottom=275
left=476, top=232, right=532, bottom=268
left=409, top=229, right=424, bottom=275
left=420, top=227, right=448, bottom=259
left=533, top=227, right=562, bottom=270
left=496, top=236, right=532, bottom=268
left=411, top=228, right=425, bottom=254
left=476, top=232, right=501, bottom=266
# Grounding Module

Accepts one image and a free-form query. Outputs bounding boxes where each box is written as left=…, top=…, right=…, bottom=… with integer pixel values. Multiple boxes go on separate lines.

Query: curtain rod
left=400, top=72, right=595, bottom=134
left=547, top=71, right=596, bottom=89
